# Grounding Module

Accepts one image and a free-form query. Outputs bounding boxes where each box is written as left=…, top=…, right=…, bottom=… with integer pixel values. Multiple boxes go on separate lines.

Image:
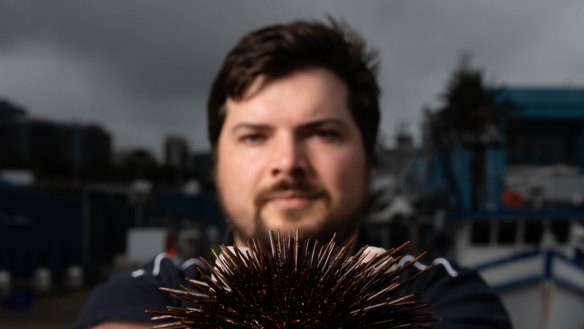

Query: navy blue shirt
left=76, top=245, right=511, bottom=328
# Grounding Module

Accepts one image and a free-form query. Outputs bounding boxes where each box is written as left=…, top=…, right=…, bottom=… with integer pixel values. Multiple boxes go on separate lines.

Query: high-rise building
left=0, top=100, right=29, bottom=168
left=0, top=98, right=112, bottom=179
left=164, top=135, right=190, bottom=170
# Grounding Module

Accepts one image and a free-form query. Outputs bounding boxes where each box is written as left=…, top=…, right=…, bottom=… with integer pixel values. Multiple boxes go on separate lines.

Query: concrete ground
left=0, top=289, right=91, bottom=329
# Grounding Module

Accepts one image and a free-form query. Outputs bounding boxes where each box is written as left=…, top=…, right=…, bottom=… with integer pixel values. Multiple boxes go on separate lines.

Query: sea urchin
left=147, top=231, right=436, bottom=328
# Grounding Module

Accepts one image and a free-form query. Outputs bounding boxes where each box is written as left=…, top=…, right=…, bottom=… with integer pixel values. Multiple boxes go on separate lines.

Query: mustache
left=254, top=179, right=327, bottom=208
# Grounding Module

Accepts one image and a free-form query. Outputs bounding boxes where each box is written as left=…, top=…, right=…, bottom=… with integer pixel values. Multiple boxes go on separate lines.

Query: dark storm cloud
left=0, top=0, right=583, bottom=153
left=2, top=1, right=236, bottom=96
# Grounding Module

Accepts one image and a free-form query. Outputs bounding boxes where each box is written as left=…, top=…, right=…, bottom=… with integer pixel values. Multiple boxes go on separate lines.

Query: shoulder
left=400, top=255, right=512, bottom=329
left=75, top=254, right=207, bottom=329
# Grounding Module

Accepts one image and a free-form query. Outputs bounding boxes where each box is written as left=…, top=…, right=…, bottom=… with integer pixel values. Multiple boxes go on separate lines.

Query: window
left=550, top=219, right=570, bottom=244
left=507, top=119, right=579, bottom=166
left=471, top=221, right=491, bottom=245
left=524, top=220, right=543, bottom=245
left=497, top=221, right=517, bottom=245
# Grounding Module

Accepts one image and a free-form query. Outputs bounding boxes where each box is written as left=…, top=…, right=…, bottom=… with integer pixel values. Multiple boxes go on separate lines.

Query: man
left=76, top=19, right=511, bottom=328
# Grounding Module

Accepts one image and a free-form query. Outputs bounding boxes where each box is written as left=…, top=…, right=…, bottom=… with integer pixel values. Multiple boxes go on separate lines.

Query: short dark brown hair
left=207, top=19, right=380, bottom=163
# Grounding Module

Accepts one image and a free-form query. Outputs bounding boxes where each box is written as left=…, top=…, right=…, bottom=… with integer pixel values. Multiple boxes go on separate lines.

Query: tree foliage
left=425, top=53, right=514, bottom=208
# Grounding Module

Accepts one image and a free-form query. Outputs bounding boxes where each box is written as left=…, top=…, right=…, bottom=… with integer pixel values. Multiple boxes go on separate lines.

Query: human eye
left=239, top=133, right=266, bottom=145
left=313, top=129, right=342, bottom=143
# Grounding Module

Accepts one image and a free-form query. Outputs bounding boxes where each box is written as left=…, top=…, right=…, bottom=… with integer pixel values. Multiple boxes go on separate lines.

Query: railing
left=473, top=249, right=584, bottom=294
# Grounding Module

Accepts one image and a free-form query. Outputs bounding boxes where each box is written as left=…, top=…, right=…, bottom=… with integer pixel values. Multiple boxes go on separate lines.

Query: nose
left=270, top=134, right=307, bottom=178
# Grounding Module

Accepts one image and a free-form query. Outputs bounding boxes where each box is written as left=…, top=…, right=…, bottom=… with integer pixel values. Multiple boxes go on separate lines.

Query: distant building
left=27, top=120, right=112, bottom=179
left=164, top=135, right=190, bottom=170
left=0, top=98, right=112, bottom=180
left=505, top=88, right=584, bottom=170
left=412, top=87, right=584, bottom=211
left=83, top=125, right=113, bottom=174
left=376, top=129, right=416, bottom=177
left=115, top=149, right=158, bottom=180
left=191, top=152, right=215, bottom=191
left=0, top=100, right=29, bottom=168
left=365, top=130, right=417, bottom=249
left=0, top=99, right=26, bottom=121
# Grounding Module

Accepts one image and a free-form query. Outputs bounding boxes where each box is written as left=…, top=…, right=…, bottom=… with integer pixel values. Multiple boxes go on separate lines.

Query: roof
left=496, top=87, right=584, bottom=119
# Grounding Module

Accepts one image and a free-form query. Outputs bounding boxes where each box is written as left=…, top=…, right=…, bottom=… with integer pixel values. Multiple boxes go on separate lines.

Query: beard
left=217, top=175, right=367, bottom=249
left=253, top=212, right=359, bottom=250
left=250, top=178, right=362, bottom=248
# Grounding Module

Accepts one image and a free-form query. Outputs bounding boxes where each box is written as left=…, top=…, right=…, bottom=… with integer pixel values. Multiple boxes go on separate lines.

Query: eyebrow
left=230, top=123, right=273, bottom=134
left=298, top=119, right=349, bottom=131
left=231, top=119, right=349, bottom=133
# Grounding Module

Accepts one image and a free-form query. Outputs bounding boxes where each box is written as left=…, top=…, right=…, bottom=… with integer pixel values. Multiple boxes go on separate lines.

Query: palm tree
left=428, top=53, right=514, bottom=208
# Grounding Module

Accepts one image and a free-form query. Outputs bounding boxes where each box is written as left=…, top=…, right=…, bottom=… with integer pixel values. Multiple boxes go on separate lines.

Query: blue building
left=503, top=88, right=584, bottom=171
left=412, top=87, right=584, bottom=211
left=408, top=87, right=584, bottom=329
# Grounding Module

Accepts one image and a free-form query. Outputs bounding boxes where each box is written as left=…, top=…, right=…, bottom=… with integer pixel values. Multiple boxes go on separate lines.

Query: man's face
left=215, top=67, right=371, bottom=246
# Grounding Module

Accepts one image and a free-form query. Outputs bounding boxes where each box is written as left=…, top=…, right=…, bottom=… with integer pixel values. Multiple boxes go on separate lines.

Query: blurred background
left=1, top=1, right=584, bottom=328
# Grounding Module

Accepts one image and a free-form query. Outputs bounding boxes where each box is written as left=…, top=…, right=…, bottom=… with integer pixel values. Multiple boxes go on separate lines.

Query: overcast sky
left=1, top=0, right=583, bottom=156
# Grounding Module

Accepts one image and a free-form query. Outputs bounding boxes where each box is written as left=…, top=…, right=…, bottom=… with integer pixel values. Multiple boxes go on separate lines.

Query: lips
left=265, top=191, right=316, bottom=207
left=261, top=190, right=323, bottom=210
left=266, top=190, right=319, bottom=201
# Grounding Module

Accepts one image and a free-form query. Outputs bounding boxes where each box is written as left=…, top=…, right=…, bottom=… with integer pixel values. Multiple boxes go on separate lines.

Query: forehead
left=223, top=68, right=353, bottom=126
